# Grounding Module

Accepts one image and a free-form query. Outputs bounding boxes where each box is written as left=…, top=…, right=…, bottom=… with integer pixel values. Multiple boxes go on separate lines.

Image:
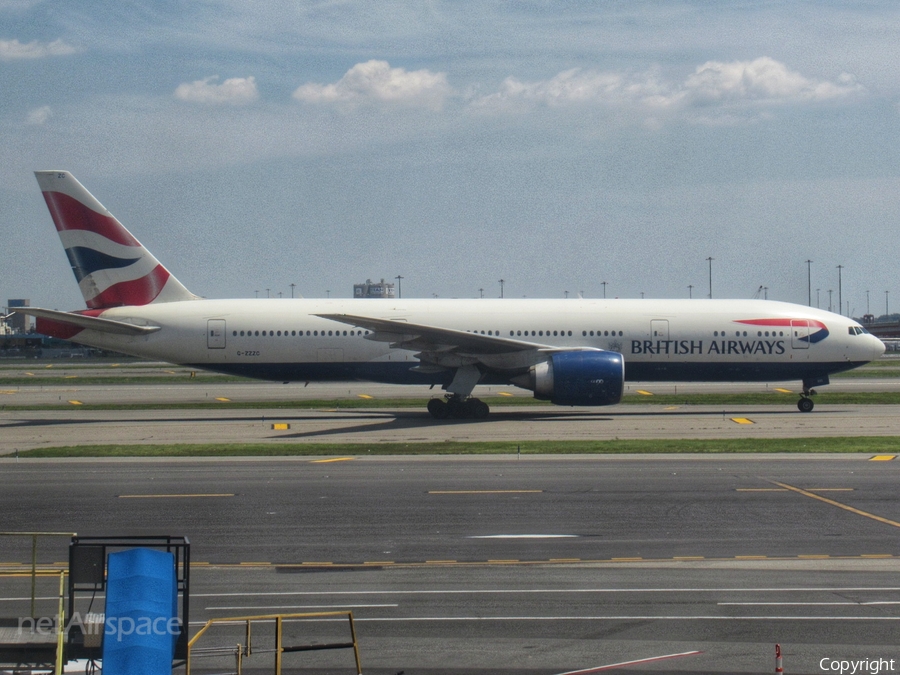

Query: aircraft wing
left=14, top=307, right=161, bottom=336
left=315, top=313, right=553, bottom=364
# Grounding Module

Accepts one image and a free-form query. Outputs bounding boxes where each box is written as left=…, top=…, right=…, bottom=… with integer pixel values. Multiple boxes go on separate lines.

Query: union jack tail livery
left=34, top=171, right=196, bottom=309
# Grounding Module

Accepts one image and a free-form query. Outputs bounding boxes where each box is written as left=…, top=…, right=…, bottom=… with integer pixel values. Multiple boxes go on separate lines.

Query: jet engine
left=511, top=350, right=624, bottom=407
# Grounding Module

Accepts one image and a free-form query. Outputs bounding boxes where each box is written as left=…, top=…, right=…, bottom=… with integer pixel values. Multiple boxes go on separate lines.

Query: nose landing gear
left=797, top=395, right=814, bottom=413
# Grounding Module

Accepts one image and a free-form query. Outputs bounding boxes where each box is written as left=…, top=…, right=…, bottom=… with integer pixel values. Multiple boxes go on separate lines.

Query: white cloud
left=472, top=58, right=863, bottom=121
left=26, top=105, right=51, bottom=125
left=0, top=38, right=76, bottom=60
left=174, top=76, right=259, bottom=105
left=683, top=57, right=863, bottom=105
left=293, top=60, right=451, bottom=110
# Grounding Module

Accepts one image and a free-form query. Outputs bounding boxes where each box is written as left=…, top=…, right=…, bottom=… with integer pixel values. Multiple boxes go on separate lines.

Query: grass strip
left=8, top=437, right=900, bottom=458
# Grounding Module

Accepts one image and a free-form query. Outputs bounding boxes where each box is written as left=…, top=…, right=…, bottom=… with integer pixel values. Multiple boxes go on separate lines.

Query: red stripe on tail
left=86, top=264, right=171, bottom=308
left=42, top=191, right=141, bottom=247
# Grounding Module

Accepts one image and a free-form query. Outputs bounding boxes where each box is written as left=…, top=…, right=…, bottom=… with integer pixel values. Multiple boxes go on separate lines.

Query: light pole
left=290, top=283, right=296, bottom=299
left=805, top=259, right=813, bottom=306
left=866, top=290, right=870, bottom=316
left=836, top=265, right=843, bottom=316
left=688, top=284, right=693, bottom=299
left=706, top=257, right=714, bottom=298
left=601, top=281, right=608, bottom=299
left=395, top=275, right=403, bottom=299
left=564, top=290, right=569, bottom=299
left=499, top=279, right=504, bottom=298
left=816, top=288, right=820, bottom=308
left=828, top=289, right=833, bottom=312
left=887, top=290, right=890, bottom=316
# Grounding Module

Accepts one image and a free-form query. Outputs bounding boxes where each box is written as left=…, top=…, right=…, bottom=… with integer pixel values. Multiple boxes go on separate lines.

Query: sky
left=2, top=1, right=899, bottom=317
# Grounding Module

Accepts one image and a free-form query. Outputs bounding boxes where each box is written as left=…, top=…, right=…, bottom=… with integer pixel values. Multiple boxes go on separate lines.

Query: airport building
left=4, top=299, right=32, bottom=334
left=353, top=278, right=396, bottom=299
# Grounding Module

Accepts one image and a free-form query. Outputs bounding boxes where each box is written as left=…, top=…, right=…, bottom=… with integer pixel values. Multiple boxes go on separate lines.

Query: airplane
left=16, top=170, right=885, bottom=418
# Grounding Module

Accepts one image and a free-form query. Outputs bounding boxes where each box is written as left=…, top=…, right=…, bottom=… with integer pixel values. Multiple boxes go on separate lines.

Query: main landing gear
left=427, top=395, right=490, bottom=420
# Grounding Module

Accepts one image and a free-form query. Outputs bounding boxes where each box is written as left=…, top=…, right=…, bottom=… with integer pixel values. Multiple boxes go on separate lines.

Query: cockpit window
left=848, top=326, right=868, bottom=336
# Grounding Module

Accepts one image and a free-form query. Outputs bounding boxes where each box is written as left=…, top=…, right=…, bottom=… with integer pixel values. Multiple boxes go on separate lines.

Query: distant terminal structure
left=354, top=278, right=396, bottom=299
left=4, top=298, right=32, bottom=334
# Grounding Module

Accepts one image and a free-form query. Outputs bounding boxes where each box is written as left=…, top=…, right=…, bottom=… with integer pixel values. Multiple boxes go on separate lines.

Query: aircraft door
left=651, top=320, right=669, bottom=340
left=207, top=319, right=226, bottom=349
left=791, top=319, right=810, bottom=349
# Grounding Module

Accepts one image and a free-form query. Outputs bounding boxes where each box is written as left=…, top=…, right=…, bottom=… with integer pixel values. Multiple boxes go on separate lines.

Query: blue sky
left=2, top=1, right=899, bottom=316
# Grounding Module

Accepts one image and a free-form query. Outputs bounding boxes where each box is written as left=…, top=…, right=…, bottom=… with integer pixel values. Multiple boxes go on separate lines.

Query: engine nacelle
left=513, top=350, right=624, bottom=407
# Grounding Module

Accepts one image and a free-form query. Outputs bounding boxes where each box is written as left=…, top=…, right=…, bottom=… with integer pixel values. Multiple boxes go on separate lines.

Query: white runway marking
left=554, top=650, right=703, bottom=674
left=468, top=534, right=579, bottom=539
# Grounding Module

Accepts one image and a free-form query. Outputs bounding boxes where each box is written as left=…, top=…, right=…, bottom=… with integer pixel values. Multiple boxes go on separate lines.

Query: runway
left=3, top=365, right=900, bottom=672
left=2, top=456, right=900, bottom=673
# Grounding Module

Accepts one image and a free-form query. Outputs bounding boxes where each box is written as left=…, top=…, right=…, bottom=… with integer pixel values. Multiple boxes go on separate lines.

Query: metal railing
left=0, top=569, right=67, bottom=675
left=0, top=532, right=75, bottom=617
left=186, top=611, right=362, bottom=675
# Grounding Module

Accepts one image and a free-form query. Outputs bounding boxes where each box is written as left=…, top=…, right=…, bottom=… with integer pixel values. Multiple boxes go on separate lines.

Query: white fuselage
left=63, top=298, right=884, bottom=388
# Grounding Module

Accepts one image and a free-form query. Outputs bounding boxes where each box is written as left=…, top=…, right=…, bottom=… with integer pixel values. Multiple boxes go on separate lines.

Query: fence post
left=775, top=643, right=783, bottom=673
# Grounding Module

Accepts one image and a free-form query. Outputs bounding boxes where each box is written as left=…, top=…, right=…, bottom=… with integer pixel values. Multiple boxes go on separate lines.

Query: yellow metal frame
left=187, top=611, right=362, bottom=675
left=0, top=569, right=68, bottom=675
left=0, top=532, right=75, bottom=617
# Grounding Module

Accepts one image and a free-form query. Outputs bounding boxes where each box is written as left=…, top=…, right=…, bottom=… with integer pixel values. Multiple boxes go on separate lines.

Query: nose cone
left=870, top=335, right=887, bottom=360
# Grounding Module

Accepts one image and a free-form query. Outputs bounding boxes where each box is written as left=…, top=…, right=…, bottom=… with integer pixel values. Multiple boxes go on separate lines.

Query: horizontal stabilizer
left=14, top=306, right=160, bottom=336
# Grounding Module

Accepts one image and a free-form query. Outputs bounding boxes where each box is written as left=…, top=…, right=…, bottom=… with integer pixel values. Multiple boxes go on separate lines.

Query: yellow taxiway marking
left=428, top=490, right=543, bottom=495
left=118, top=493, right=235, bottom=499
left=364, top=561, right=395, bottom=565
left=239, top=562, right=271, bottom=566
left=664, top=406, right=680, bottom=410
left=357, top=394, right=373, bottom=399
left=0, top=390, right=15, bottom=395
left=673, top=556, right=705, bottom=560
left=612, top=557, right=643, bottom=562
left=25, top=372, right=34, bottom=376
left=870, top=455, right=896, bottom=461
left=215, top=397, right=231, bottom=402
left=636, top=390, right=653, bottom=396
left=498, top=392, right=515, bottom=397
left=731, top=417, right=754, bottom=425
left=775, top=388, right=794, bottom=394
left=427, top=560, right=458, bottom=564
left=772, top=481, right=900, bottom=529
left=68, top=400, right=83, bottom=406
left=735, top=555, right=768, bottom=560
left=44, top=365, right=53, bottom=369
left=64, top=375, right=78, bottom=379
left=738, top=488, right=853, bottom=492
left=311, top=457, right=355, bottom=464
left=271, top=423, right=290, bottom=430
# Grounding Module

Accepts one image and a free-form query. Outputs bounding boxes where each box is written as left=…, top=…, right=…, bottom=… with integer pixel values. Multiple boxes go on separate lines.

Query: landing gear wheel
left=472, top=399, right=490, bottom=419
left=427, top=398, right=449, bottom=419
left=797, top=397, right=814, bottom=413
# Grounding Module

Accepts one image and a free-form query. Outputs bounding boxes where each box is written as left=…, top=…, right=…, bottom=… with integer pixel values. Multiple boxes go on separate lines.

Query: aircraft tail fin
left=34, top=171, right=198, bottom=309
